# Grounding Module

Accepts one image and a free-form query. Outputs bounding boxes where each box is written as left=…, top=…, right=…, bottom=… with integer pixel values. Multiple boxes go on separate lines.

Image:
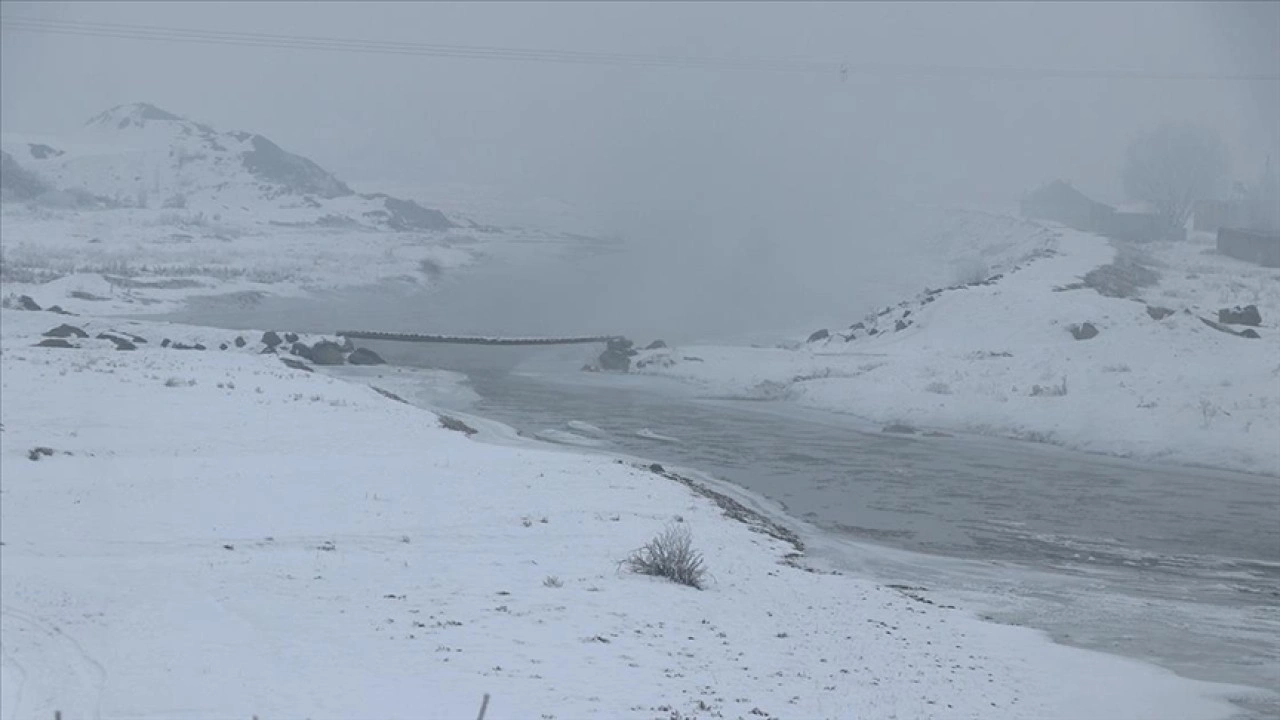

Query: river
left=164, top=256, right=1280, bottom=716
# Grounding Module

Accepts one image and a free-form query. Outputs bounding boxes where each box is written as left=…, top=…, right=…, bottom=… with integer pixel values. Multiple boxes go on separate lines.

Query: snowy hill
left=1, top=103, right=452, bottom=231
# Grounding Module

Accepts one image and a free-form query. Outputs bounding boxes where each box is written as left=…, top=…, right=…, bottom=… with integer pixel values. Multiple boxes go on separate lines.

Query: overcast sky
left=2, top=2, right=1277, bottom=214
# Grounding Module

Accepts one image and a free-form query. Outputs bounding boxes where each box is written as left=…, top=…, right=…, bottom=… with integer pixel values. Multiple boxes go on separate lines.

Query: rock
left=849, top=322, right=865, bottom=331
left=172, top=342, right=204, bottom=350
left=69, top=290, right=108, bottom=301
left=96, top=333, right=137, bottom=351
left=867, top=328, right=879, bottom=335
left=110, top=330, right=147, bottom=343
left=347, top=347, right=385, bottom=365
left=34, top=338, right=76, bottom=348
left=27, top=447, right=54, bottom=461
left=17, top=295, right=40, bottom=311
left=260, top=347, right=277, bottom=354
left=262, top=331, right=283, bottom=348
left=807, top=329, right=830, bottom=343
left=289, top=342, right=312, bottom=360
left=597, top=349, right=632, bottom=372
left=883, top=423, right=918, bottom=435
left=438, top=415, right=478, bottom=436
left=219, top=343, right=229, bottom=350
left=47, top=305, right=73, bottom=315
left=1218, top=305, right=1261, bottom=327
left=309, top=341, right=346, bottom=366
left=894, top=319, right=909, bottom=332
left=280, top=357, right=313, bottom=372
left=649, top=463, right=666, bottom=474
left=1146, top=306, right=1175, bottom=321
left=284, top=332, right=300, bottom=343
left=1068, top=322, right=1099, bottom=340
left=234, top=335, right=247, bottom=348
left=645, top=339, right=668, bottom=350
left=1200, top=317, right=1260, bottom=339
left=43, top=323, right=88, bottom=338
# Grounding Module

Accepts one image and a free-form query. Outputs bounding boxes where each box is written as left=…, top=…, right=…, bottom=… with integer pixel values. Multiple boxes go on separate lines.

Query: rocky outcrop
left=807, top=329, right=830, bottom=343
left=1218, top=305, right=1261, bottom=327
left=1146, top=306, right=1175, bottom=321
left=44, top=324, right=88, bottom=339
left=309, top=341, right=346, bottom=366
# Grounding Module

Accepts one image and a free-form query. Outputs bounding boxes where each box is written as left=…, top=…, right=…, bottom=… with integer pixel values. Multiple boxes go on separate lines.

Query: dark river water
left=165, top=265, right=1280, bottom=715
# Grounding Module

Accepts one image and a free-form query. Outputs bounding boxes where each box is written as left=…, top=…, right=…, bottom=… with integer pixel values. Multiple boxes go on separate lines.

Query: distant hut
left=1020, top=180, right=1115, bottom=234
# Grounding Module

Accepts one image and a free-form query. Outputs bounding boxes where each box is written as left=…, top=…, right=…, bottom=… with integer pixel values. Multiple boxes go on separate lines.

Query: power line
left=3, top=15, right=1277, bottom=83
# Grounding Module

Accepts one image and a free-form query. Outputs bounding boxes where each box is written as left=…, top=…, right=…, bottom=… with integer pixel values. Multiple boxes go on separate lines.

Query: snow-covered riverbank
left=633, top=222, right=1280, bottom=476
left=1, top=307, right=1264, bottom=719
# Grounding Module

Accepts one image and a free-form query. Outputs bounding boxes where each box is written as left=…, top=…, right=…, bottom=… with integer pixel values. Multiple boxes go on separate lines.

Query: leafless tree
left=1122, top=123, right=1229, bottom=231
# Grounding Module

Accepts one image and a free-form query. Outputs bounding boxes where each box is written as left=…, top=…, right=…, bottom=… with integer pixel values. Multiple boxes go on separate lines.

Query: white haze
left=3, top=2, right=1277, bottom=341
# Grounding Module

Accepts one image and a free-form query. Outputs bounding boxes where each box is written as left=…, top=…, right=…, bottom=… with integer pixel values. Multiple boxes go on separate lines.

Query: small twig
left=477, top=693, right=491, bottom=720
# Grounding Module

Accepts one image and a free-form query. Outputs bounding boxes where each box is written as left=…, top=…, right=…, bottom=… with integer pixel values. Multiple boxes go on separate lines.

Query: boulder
left=597, top=349, right=632, bottom=372
left=309, top=341, right=346, bottom=366
left=284, top=332, right=300, bottom=343
left=44, top=323, right=88, bottom=339
left=162, top=339, right=171, bottom=347
left=807, top=329, right=830, bottom=343
left=260, top=347, right=277, bottom=354
left=606, top=337, right=636, bottom=357
left=1069, top=322, right=1099, bottom=340
left=1146, top=306, right=1175, bottom=321
left=47, top=305, right=73, bottom=315
left=234, top=335, right=247, bottom=348
left=894, top=319, right=909, bottom=332
left=219, top=343, right=229, bottom=350
left=1218, top=305, right=1261, bottom=327
left=34, top=338, right=76, bottom=348
left=17, top=295, right=40, bottom=311
left=280, top=357, right=313, bottom=372
left=644, top=339, right=668, bottom=350
left=96, top=333, right=137, bottom=351
left=262, top=331, right=283, bottom=348
left=347, top=347, right=385, bottom=365
left=289, top=342, right=313, bottom=360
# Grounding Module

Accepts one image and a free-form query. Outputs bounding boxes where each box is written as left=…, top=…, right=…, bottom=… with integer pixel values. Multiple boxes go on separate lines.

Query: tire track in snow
left=0, top=605, right=106, bottom=720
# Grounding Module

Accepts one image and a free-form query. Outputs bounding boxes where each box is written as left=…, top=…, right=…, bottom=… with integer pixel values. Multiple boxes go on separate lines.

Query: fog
left=3, top=2, right=1277, bottom=340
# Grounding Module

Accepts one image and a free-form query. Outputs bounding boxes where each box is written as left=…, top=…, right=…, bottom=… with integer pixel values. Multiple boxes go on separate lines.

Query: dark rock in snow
left=47, top=305, right=73, bottom=315
left=260, top=347, right=277, bottom=354
left=171, top=342, right=204, bottom=350
left=1239, top=329, right=1261, bottom=339
left=649, top=463, right=666, bottom=474
left=347, top=347, right=385, bottom=365
left=34, top=338, right=76, bottom=348
left=1069, top=323, right=1099, bottom=340
left=28, top=447, right=55, bottom=461
left=280, top=357, right=313, bottom=372
left=882, top=423, right=919, bottom=435
left=262, top=331, right=283, bottom=348
left=1146, top=306, right=1175, bottom=321
left=807, top=329, right=830, bottom=343
left=309, top=341, right=346, bottom=366
left=289, top=342, right=312, bottom=360
left=849, top=322, right=865, bottom=331
left=284, top=332, right=300, bottom=343
left=1218, top=305, right=1261, bottom=327
left=867, top=328, right=879, bottom=335
left=234, top=335, right=247, bottom=348
left=219, top=343, right=229, bottom=350
left=598, top=349, right=632, bottom=372
left=44, top=324, right=88, bottom=338
left=96, top=333, right=137, bottom=351
left=16, top=295, right=41, bottom=311
left=161, top=339, right=171, bottom=347
left=645, top=339, right=668, bottom=350
left=894, top=319, right=909, bottom=332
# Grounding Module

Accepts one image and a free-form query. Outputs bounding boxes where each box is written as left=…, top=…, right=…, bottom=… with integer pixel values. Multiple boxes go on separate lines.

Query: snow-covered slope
left=2, top=103, right=451, bottom=231
left=633, top=214, right=1280, bottom=475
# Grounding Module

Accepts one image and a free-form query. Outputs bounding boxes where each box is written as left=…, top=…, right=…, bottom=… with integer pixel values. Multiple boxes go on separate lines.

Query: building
left=1218, top=228, right=1280, bottom=268
left=1019, top=180, right=1115, bottom=234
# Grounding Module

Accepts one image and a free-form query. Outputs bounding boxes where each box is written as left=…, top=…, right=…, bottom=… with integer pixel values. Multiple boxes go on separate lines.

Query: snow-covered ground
left=633, top=220, right=1280, bottom=476
left=0, top=307, right=1264, bottom=720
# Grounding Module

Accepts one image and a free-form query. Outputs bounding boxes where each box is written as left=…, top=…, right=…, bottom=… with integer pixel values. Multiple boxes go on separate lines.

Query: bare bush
left=623, top=523, right=707, bottom=590
left=1029, top=377, right=1068, bottom=397
left=543, top=575, right=563, bottom=588
left=925, top=381, right=952, bottom=395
